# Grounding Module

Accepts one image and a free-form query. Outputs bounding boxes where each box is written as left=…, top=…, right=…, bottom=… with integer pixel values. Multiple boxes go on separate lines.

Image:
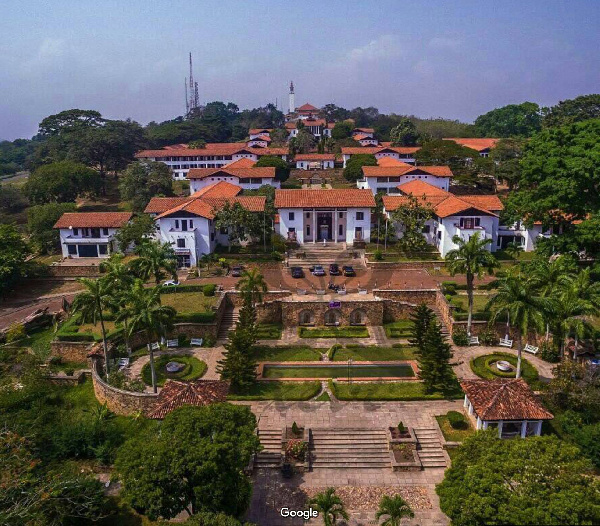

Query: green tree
left=176, top=512, right=250, bottom=526
left=475, top=102, right=542, bottom=137
left=291, top=129, right=316, bottom=154
left=216, top=328, right=258, bottom=392
left=0, top=224, right=29, bottom=297
left=436, top=431, right=600, bottom=526
left=419, top=319, right=455, bottom=393
left=487, top=272, right=549, bottom=377
left=24, top=160, right=101, bottom=204
left=543, top=94, right=600, bottom=128
left=0, top=184, right=28, bottom=215
left=390, top=194, right=433, bottom=252
left=237, top=292, right=257, bottom=335
left=375, top=494, right=414, bottom=526
left=27, top=202, right=77, bottom=254
left=214, top=202, right=262, bottom=252
left=119, top=281, right=175, bottom=393
left=331, top=121, right=353, bottom=140
left=255, top=155, right=290, bottom=182
left=237, top=268, right=267, bottom=307
left=132, top=240, right=177, bottom=284
left=114, top=213, right=155, bottom=252
left=446, top=232, right=498, bottom=335
left=269, top=128, right=288, bottom=146
left=343, top=153, right=377, bottom=182
left=490, top=137, right=525, bottom=190
left=71, top=277, right=113, bottom=377
left=115, top=405, right=260, bottom=520
left=119, top=161, right=173, bottom=212
left=389, top=118, right=419, bottom=146
left=308, top=487, right=349, bottom=526
left=408, top=304, right=435, bottom=353
left=504, top=240, right=523, bottom=261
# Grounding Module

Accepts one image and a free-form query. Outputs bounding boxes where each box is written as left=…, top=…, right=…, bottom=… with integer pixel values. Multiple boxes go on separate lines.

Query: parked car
left=312, top=265, right=326, bottom=276
left=329, top=263, right=340, bottom=275
left=162, top=279, right=180, bottom=286
left=342, top=265, right=356, bottom=277
left=231, top=265, right=243, bottom=277
left=291, top=267, right=304, bottom=278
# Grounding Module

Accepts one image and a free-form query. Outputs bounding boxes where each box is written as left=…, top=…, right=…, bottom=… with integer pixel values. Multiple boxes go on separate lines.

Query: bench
left=150, top=342, right=160, bottom=351
left=166, top=339, right=179, bottom=348
left=469, top=336, right=480, bottom=345
left=316, top=290, right=326, bottom=295
left=338, top=289, right=347, bottom=295
left=190, top=338, right=204, bottom=347
left=117, top=358, right=130, bottom=370
left=524, top=344, right=539, bottom=355
left=297, top=289, right=307, bottom=295
left=499, top=338, right=513, bottom=348
left=358, top=289, right=368, bottom=295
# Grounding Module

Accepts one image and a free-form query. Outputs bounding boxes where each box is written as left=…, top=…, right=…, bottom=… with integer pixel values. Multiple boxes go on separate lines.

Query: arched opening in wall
left=298, top=310, right=314, bottom=326
left=349, top=309, right=367, bottom=326
left=324, top=309, right=341, bottom=326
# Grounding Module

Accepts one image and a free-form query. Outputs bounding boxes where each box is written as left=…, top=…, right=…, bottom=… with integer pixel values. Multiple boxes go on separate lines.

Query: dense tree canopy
left=437, top=431, right=600, bottom=526
left=490, top=138, right=525, bottom=190
left=119, top=161, right=173, bottom=212
left=389, top=118, right=420, bottom=146
left=543, top=94, right=600, bottom=128
left=475, top=102, right=542, bottom=137
left=254, top=155, right=290, bottom=182
left=331, top=121, right=353, bottom=140
left=343, top=153, right=377, bottom=182
left=115, top=404, right=260, bottom=520
left=0, top=224, right=29, bottom=297
left=27, top=202, right=77, bottom=254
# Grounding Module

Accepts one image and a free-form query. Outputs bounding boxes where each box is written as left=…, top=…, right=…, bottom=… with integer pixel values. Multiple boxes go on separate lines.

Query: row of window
left=71, top=227, right=109, bottom=237
left=159, top=156, right=233, bottom=161
left=288, top=211, right=364, bottom=221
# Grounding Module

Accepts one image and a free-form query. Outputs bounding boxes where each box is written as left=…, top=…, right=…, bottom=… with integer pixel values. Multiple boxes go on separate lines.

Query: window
left=189, top=221, right=193, bottom=229
left=67, top=244, right=77, bottom=255
left=177, top=238, right=186, bottom=248
left=339, top=212, right=343, bottom=219
left=181, top=220, right=188, bottom=231
left=355, top=226, right=363, bottom=240
left=460, top=217, right=480, bottom=229
left=98, top=244, right=108, bottom=255
left=102, top=228, right=109, bottom=236
left=91, top=228, right=100, bottom=238
left=289, top=212, right=295, bottom=221
left=175, top=220, right=179, bottom=229
left=356, top=212, right=364, bottom=221
left=288, top=227, right=296, bottom=233
left=73, top=228, right=79, bottom=236
left=306, top=226, right=311, bottom=236
left=306, top=212, right=310, bottom=219
left=339, top=224, right=343, bottom=236
left=422, top=225, right=431, bottom=233
left=211, top=232, right=215, bottom=241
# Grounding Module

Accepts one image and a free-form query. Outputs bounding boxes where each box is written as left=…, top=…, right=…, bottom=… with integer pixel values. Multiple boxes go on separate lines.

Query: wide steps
left=310, top=428, right=389, bottom=469
left=414, top=428, right=447, bottom=469
left=255, top=429, right=283, bottom=468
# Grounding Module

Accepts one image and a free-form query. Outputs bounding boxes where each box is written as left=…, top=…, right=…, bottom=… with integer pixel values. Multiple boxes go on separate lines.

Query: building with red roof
left=358, top=163, right=454, bottom=194
left=443, top=138, right=499, bottom=157
left=341, top=146, right=420, bottom=167
left=295, top=153, right=335, bottom=170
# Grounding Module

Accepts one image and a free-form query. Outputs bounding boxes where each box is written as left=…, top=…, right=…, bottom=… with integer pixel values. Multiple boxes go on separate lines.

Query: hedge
left=175, top=312, right=216, bottom=323
left=160, top=285, right=208, bottom=295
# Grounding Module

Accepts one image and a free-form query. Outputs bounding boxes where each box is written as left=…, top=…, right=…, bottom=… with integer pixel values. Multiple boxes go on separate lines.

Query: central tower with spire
left=288, top=81, right=295, bottom=114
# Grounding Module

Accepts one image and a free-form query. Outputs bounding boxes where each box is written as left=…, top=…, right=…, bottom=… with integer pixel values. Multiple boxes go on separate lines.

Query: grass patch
left=227, top=381, right=321, bottom=401
left=252, top=345, right=322, bottom=361
left=436, top=414, right=476, bottom=442
left=384, top=320, right=413, bottom=339
left=314, top=391, right=331, bottom=401
left=332, top=345, right=416, bottom=361
left=262, top=364, right=415, bottom=379
left=256, top=324, right=282, bottom=340
left=299, top=326, right=369, bottom=338
left=449, top=294, right=491, bottom=313
left=470, top=352, right=540, bottom=388
left=160, top=291, right=218, bottom=313
left=331, top=380, right=462, bottom=401
left=141, top=354, right=207, bottom=386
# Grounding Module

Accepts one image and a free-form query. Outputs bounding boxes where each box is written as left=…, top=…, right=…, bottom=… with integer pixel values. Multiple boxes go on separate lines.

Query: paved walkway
left=279, top=326, right=396, bottom=348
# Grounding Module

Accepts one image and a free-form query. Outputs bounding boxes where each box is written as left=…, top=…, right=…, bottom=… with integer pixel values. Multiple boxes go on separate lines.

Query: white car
left=162, top=280, right=180, bottom=287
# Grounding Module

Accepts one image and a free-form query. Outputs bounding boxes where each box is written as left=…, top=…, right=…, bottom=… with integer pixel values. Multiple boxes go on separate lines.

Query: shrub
left=447, top=411, right=467, bottom=429
left=203, top=336, right=216, bottom=347
left=292, top=421, right=300, bottom=436
left=285, top=439, right=307, bottom=461
left=398, top=421, right=406, bottom=434
left=441, top=281, right=457, bottom=295
left=203, top=284, right=216, bottom=297
left=452, top=327, right=469, bottom=346
left=540, top=341, right=560, bottom=363
left=160, top=285, right=205, bottom=295
left=174, top=312, right=216, bottom=323
left=373, top=249, right=383, bottom=261
left=478, top=327, right=497, bottom=346
left=6, top=323, right=26, bottom=343
left=327, top=344, right=343, bottom=360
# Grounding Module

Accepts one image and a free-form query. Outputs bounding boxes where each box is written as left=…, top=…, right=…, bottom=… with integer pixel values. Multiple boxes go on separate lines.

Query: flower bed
left=470, top=352, right=539, bottom=387
left=298, top=326, right=369, bottom=338
left=141, top=354, right=207, bottom=386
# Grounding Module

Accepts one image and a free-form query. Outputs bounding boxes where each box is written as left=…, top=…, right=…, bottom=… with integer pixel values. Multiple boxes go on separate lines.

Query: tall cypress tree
left=419, top=319, right=454, bottom=393
left=216, top=328, right=258, bottom=392
left=409, top=304, right=435, bottom=356
left=237, top=291, right=257, bottom=336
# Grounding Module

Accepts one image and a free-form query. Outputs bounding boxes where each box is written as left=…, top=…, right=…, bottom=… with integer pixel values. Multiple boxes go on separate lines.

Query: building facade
left=295, top=154, right=335, bottom=170
left=341, top=146, right=420, bottom=167
left=357, top=164, right=453, bottom=194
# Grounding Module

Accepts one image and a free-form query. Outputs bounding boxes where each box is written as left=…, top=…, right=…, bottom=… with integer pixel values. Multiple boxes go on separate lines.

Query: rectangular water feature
left=262, top=363, right=415, bottom=379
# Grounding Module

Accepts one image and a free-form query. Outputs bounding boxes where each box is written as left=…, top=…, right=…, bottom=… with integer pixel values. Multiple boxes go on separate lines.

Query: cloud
left=346, top=34, right=404, bottom=63
left=38, top=38, right=67, bottom=58
left=428, top=37, right=461, bottom=51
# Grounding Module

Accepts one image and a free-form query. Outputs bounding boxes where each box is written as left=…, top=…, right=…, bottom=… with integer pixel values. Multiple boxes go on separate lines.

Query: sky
left=1, top=0, right=599, bottom=140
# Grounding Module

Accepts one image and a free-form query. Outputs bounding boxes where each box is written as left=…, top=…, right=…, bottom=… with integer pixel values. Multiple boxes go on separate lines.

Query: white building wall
left=295, top=160, right=335, bottom=170
left=59, top=227, right=119, bottom=258
left=357, top=175, right=450, bottom=194
left=346, top=208, right=371, bottom=243
left=155, top=216, right=212, bottom=266
left=189, top=177, right=280, bottom=194
left=437, top=216, right=498, bottom=258
left=278, top=208, right=305, bottom=244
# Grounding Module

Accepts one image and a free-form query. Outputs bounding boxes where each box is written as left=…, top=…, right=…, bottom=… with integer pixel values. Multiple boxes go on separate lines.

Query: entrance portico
left=304, top=209, right=347, bottom=243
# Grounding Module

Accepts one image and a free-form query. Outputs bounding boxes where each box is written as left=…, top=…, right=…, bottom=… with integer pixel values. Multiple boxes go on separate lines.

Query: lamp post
left=347, top=358, right=353, bottom=384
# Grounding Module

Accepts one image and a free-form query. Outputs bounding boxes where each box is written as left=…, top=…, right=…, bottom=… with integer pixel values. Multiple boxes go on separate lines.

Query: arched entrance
left=324, top=309, right=341, bottom=326
left=349, top=309, right=367, bottom=325
left=298, top=310, right=314, bottom=326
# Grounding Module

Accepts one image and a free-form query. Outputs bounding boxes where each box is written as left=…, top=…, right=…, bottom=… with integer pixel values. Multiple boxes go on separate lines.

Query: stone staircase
left=310, top=428, right=390, bottom=469
left=255, top=428, right=282, bottom=468
left=288, top=245, right=364, bottom=269
left=217, top=307, right=239, bottom=340
left=414, top=428, right=447, bottom=468
left=430, top=306, right=451, bottom=338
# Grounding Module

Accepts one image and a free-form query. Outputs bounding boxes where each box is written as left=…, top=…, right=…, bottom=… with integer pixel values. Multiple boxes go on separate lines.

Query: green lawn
left=449, top=294, right=491, bottom=313
left=160, top=292, right=218, bottom=313
left=470, top=353, right=541, bottom=389
left=436, top=414, right=476, bottom=442
left=314, top=391, right=331, bottom=401
left=299, top=326, right=369, bottom=338
left=255, top=324, right=282, bottom=340
left=332, top=345, right=416, bottom=361
left=227, top=381, right=321, bottom=401
left=141, top=354, right=207, bottom=386
left=252, top=345, right=322, bottom=361
left=331, top=381, right=463, bottom=401
left=384, top=320, right=413, bottom=339
left=262, top=364, right=415, bottom=379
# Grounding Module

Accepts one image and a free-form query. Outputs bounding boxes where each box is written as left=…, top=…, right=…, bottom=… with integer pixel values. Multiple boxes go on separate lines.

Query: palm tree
left=309, top=487, right=349, bottom=526
left=101, top=254, right=135, bottom=353
left=237, top=268, right=267, bottom=307
left=504, top=240, right=523, bottom=262
left=118, top=281, right=176, bottom=393
left=446, top=232, right=498, bottom=336
left=376, top=495, right=414, bottom=526
left=132, top=241, right=178, bottom=284
left=71, top=277, right=112, bottom=377
left=487, top=273, right=549, bottom=377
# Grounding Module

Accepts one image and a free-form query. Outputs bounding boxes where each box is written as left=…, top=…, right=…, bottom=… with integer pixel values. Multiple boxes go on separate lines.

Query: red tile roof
left=353, top=128, right=375, bottom=134
left=341, top=146, right=421, bottom=155
left=295, top=153, right=335, bottom=161
left=154, top=194, right=266, bottom=220
left=377, top=157, right=411, bottom=167
left=224, top=158, right=256, bottom=168
left=275, top=189, right=375, bottom=208
left=443, top=138, right=499, bottom=152
left=147, top=379, right=230, bottom=419
left=397, top=180, right=450, bottom=196
left=249, top=128, right=273, bottom=135
left=460, top=195, right=504, bottom=211
left=144, top=196, right=192, bottom=214
left=53, top=212, right=132, bottom=229
left=460, top=379, right=553, bottom=421
left=362, top=165, right=453, bottom=178
left=297, top=103, right=319, bottom=112
left=192, top=181, right=242, bottom=198
left=186, top=167, right=275, bottom=180
left=354, top=134, right=377, bottom=142
left=135, top=143, right=287, bottom=159
left=248, top=135, right=271, bottom=143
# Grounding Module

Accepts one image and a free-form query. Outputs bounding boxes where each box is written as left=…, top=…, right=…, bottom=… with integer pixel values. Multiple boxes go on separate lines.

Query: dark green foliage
left=217, top=325, right=258, bottom=391
left=409, top=304, right=435, bottom=351
left=397, top=421, right=406, bottom=434
left=390, top=194, right=433, bottom=251
left=0, top=184, right=28, bottom=214
left=331, top=121, right=353, bottom=140
left=539, top=341, right=560, bottom=363
left=237, top=292, right=257, bottom=334
left=475, top=102, right=542, bottom=137
left=114, top=213, right=155, bottom=252
left=202, top=283, right=217, bottom=297
left=437, top=432, right=600, bottom=526
left=451, top=327, right=469, bottom=346
left=446, top=411, right=467, bottom=430
left=343, top=153, right=377, bottom=182
left=115, top=404, right=260, bottom=520
left=418, top=319, right=455, bottom=393
left=27, top=202, right=77, bottom=254
left=0, top=224, right=29, bottom=297
left=543, top=94, right=600, bottom=128
left=176, top=512, right=251, bottom=526
left=255, top=155, right=290, bottom=182
left=389, top=117, right=419, bottom=146
left=292, top=421, right=300, bottom=435
left=119, top=161, right=173, bottom=212
left=214, top=202, right=262, bottom=251
left=490, top=138, right=525, bottom=190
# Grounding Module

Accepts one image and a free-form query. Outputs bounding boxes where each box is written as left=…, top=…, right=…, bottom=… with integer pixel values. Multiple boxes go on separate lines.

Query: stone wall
left=47, top=265, right=101, bottom=278
left=367, top=259, right=445, bottom=270
left=382, top=300, right=418, bottom=322
left=225, top=290, right=292, bottom=308
left=281, top=298, right=384, bottom=326
left=373, top=289, right=437, bottom=305
left=50, top=340, right=95, bottom=362
left=257, top=301, right=283, bottom=324
left=91, top=358, right=158, bottom=416
left=435, top=290, right=455, bottom=333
